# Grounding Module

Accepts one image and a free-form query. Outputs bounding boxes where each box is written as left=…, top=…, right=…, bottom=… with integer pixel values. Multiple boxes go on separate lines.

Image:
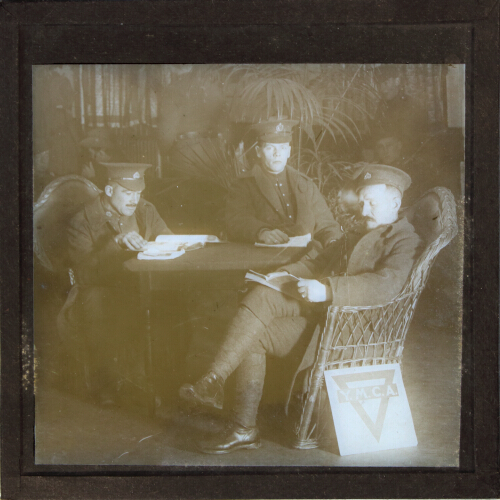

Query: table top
left=124, top=242, right=306, bottom=273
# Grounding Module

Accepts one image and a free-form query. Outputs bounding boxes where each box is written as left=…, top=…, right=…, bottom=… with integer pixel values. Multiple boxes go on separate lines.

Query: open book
left=255, top=233, right=311, bottom=248
left=138, top=234, right=221, bottom=260
left=244, top=270, right=302, bottom=300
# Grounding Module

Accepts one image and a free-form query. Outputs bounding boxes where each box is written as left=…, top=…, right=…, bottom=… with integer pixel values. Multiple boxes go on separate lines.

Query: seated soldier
left=58, top=163, right=173, bottom=406
left=180, top=164, right=421, bottom=454
left=226, top=118, right=342, bottom=249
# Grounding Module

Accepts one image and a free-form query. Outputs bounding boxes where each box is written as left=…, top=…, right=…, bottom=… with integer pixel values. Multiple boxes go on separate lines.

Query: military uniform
left=226, top=118, right=341, bottom=249
left=67, top=195, right=171, bottom=286
left=58, top=164, right=172, bottom=404
left=180, top=164, right=421, bottom=453
left=232, top=215, right=421, bottom=382
left=226, top=165, right=342, bottom=247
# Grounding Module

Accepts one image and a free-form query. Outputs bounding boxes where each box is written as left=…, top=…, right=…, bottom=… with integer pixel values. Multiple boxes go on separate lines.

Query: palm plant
left=225, top=65, right=362, bottom=146
left=289, top=148, right=367, bottom=232
left=291, top=148, right=353, bottom=194
left=224, top=64, right=379, bottom=170
left=160, top=65, right=381, bottom=205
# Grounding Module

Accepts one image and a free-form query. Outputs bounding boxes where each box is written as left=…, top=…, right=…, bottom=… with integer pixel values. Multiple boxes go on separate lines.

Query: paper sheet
left=137, top=249, right=185, bottom=260
left=137, top=234, right=221, bottom=260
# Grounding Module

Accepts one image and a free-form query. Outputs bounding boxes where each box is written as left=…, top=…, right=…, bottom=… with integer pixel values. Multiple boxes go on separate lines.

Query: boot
left=197, top=422, right=261, bottom=454
left=179, top=371, right=225, bottom=409
left=196, top=355, right=265, bottom=454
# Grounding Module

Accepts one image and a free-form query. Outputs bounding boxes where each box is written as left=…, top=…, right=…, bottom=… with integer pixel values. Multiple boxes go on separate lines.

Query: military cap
left=252, top=118, right=299, bottom=144
left=80, top=128, right=115, bottom=150
left=354, top=163, right=411, bottom=195
left=101, top=163, right=151, bottom=191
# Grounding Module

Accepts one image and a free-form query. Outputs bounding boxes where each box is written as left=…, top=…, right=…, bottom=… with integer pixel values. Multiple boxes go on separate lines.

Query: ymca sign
left=324, top=363, right=417, bottom=456
left=337, top=381, right=399, bottom=403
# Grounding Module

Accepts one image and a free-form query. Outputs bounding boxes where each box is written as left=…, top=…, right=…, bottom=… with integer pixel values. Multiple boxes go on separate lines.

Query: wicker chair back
left=34, top=175, right=101, bottom=274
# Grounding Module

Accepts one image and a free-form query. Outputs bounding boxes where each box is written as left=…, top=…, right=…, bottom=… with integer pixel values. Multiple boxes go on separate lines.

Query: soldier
left=58, top=163, right=173, bottom=406
left=226, top=118, right=342, bottom=249
left=180, top=164, right=421, bottom=454
left=371, top=66, right=428, bottom=160
left=80, top=128, right=124, bottom=190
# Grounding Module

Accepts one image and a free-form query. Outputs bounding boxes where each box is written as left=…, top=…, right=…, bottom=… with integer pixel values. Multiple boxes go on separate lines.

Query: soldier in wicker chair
left=57, top=163, right=173, bottom=407
left=179, top=164, right=422, bottom=454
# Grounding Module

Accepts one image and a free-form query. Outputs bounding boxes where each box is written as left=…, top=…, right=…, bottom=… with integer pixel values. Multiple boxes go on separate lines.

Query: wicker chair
left=34, top=175, right=159, bottom=413
left=34, top=175, right=101, bottom=276
left=294, top=187, right=458, bottom=450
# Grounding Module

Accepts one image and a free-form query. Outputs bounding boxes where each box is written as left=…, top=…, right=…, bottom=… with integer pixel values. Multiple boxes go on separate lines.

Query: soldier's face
left=376, top=137, right=403, bottom=165
left=89, top=147, right=112, bottom=163
left=359, top=184, right=401, bottom=229
left=256, top=142, right=291, bottom=174
left=379, top=77, right=400, bottom=101
left=106, top=184, right=142, bottom=216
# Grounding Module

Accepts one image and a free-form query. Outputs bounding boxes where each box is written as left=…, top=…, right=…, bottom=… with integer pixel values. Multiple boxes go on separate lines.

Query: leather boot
left=197, top=422, right=261, bottom=454
left=179, top=371, right=225, bottom=409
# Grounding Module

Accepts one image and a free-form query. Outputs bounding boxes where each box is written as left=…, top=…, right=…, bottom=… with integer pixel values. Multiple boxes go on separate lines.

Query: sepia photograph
left=32, top=63, right=465, bottom=467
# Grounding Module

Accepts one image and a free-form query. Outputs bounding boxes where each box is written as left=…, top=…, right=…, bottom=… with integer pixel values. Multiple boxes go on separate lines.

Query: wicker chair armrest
left=326, top=290, right=418, bottom=316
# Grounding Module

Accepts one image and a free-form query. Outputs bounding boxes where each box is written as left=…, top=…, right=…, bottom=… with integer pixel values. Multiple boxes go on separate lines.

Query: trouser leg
left=78, top=286, right=117, bottom=398
left=232, top=353, right=266, bottom=428
left=210, top=285, right=305, bottom=381
left=78, top=285, right=141, bottom=400
left=180, top=285, right=312, bottom=419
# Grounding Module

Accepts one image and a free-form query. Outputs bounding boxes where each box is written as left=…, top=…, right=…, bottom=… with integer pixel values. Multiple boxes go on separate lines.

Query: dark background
left=0, top=1, right=498, bottom=498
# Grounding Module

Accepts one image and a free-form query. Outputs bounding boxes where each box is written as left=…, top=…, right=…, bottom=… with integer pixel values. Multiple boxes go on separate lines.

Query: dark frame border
left=1, top=1, right=498, bottom=498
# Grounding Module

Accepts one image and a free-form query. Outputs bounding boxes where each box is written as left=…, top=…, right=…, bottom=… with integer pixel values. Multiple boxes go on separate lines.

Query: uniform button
left=289, top=215, right=292, bottom=218
left=282, top=193, right=285, bottom=196
left=106, top=211, right=112, bottom=217
left=279, top=183, right=282, bottom=186
left=286, top=203, right=289, bottom=206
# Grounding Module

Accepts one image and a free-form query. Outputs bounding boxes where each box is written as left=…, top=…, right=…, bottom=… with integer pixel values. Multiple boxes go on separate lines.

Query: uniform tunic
left=58, top=195, right=172, bottom=395
left=226, top=165, right=342, bottom=248
left=66, top=195, right=171, bottom=286
left=208, top=216, right=422, bottom=424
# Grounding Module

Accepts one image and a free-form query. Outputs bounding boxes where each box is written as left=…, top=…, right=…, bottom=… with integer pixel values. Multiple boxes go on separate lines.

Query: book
left=155, top=234, right=222, bottom=245
left=244, top=270, right=303, bottom=300
left=254, top=233, right=311, bottom=248
left=137, top=234, right=221, bottom=260
left=137, top=249, right=185, bottom=260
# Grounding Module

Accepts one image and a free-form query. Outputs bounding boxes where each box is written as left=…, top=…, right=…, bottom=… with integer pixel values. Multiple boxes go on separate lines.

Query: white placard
left=324, top=363, right=417, bottom=456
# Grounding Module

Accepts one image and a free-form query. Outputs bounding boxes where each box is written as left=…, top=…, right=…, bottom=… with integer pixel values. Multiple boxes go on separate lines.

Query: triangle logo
left=331, top=369, right=398, bottom=442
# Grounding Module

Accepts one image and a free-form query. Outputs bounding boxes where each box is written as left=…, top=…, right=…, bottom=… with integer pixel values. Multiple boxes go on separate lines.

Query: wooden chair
left=294, top=187, right=458, bottom=449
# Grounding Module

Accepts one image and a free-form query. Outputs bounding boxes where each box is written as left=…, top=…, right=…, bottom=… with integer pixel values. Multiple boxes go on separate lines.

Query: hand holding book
left=297, top=279, right=333, bottom=302
left=245, top=270, right=332, bottom=302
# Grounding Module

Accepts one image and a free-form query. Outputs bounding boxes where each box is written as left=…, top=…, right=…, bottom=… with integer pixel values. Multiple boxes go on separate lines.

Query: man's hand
left=115, top=231, right=148, bottom=251
left=259, top=229, right=290, bottom=245
left=297, top=279, right=333, bottom=302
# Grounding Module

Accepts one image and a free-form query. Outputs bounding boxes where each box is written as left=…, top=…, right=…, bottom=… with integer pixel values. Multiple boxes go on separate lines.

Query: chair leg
left=144, top=308, right=157, bottom=417
left=294, top=308, right=339, bottom=449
